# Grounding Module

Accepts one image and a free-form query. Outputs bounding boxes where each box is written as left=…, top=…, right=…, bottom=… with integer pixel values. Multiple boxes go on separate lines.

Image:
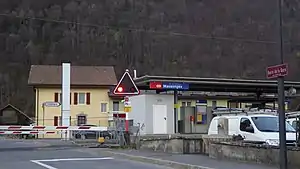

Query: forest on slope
left=0, top=0, right=300, bottom=115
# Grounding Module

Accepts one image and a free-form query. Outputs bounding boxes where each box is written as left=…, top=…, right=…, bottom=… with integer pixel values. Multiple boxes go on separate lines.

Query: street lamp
left=277, top=0, right=287, bottom=168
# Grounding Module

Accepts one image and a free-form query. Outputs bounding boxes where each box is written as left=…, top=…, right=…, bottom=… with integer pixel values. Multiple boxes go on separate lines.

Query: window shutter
left=54, top=93, right=59, bottom=102
left=74, top=93, right=78, bottom=105
left=70, top=93, right=72, bottom=105
left=59, top=93, right=62, bottom=103
left=59, top=116, right=62, bottom=126
left=86, top=93, right=90, bottom=105
left=54, top=116, right=58, bottom=126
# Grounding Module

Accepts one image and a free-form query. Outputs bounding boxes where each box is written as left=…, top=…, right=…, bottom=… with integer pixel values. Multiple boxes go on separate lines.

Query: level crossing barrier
left=0, top=125, right=108, bottom=136
left=0, top=131, right=57, bottom=134
left=0, top=125, right=107, bottom=131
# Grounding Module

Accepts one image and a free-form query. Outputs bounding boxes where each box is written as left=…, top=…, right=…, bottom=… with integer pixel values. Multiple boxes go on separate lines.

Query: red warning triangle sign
left=113, top=70, right=139, bottom=95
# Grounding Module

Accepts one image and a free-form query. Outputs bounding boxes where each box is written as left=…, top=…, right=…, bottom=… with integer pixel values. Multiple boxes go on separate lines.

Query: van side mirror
left=245, top=126, right=254, bottom=133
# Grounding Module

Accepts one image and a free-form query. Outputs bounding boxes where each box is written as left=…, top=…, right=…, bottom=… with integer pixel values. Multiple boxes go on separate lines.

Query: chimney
left=133, top=69, right=137, bottom=79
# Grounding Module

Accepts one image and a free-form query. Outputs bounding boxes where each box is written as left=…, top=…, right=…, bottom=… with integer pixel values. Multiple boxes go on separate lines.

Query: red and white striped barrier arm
left=0, top=126, right=107, bottom=131
left=0, top=131, right=57, bottom=134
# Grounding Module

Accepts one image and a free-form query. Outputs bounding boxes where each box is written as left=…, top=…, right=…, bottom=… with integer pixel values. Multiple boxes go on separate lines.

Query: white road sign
left=43, top=101, right=61, bottom=107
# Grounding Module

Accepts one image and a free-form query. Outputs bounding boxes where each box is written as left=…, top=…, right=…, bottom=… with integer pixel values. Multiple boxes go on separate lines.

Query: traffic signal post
left=113, top=69, right=140, bottom=132
left=113, top=69, right=139, bottom=96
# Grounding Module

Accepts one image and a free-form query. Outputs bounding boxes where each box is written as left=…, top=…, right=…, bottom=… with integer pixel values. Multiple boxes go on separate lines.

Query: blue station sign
left=162, top=82, right=189, bottom=90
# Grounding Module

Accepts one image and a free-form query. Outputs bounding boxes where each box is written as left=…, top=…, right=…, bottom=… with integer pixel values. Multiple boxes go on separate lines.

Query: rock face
left=0, top=0, right=300, bottom=113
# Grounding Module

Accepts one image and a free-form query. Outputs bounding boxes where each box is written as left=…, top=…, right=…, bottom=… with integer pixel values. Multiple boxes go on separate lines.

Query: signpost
left=43, top=101, right=61, bottom=107
left=42, top=101, right=61, bottom=128
left=266, top=63, right=288, bottom=79
left=113, top=69, right=139, bottom=143
left=266, top=63, right=288, bottom=169
left=124, top=96, right=131, bottom=112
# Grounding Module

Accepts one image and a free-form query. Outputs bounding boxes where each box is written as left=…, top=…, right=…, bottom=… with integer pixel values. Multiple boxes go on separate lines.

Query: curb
left=102, top=151, right=215, bottom=169
left=71, top=140, right=122, bottom=148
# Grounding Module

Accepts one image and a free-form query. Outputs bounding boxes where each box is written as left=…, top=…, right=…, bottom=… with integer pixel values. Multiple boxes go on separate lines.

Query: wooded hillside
left=0, top=0, right=300, bottom=115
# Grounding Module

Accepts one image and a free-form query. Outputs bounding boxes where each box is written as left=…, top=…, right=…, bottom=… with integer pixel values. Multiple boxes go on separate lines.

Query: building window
left=78, top=93, right=86, bottom=104
left=181, top=101, right=191, bottom=107
left=54, top=93, right=63, bottom=103
left=212, top=100, right=217, bottom=109
left=101, top=103, right=107, bottom=112
left=113, top=101, right=119, bottom=111
left=108, top=120, right=115, bottom=127
left=54, top=93, right=59, bottom=102
left=74, top=92, right=90, bottom=105
left=54, top=116, right=58, bottom=126
left=59, top=116, right=62, bottom=126
left=187, top=102, right=192, bottom=107
left=77, top=115, right=87, bottom=125
left=229, top=102, right=238, bottom=108
left=54, top=92, right=72, bottom=104
left=59, top=93, right=62, bottom=103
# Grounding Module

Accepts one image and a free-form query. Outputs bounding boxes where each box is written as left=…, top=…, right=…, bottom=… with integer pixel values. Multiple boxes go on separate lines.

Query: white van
left=287, top=118, right=297, bottom=129
left=286, top=111, right=300, bottom=129
left=208, top=109, right=296, bottom=146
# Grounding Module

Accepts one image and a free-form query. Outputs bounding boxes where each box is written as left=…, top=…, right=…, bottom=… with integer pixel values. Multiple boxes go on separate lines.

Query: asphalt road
left=82, top=148, right=278, bottom=169
left=0, top=139, right=172, bottom=169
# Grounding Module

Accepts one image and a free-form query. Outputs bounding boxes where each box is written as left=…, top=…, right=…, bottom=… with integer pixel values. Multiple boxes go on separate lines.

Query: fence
left=0, top=115, right=142, bottom=147
left=34, top=117, right=109, bottom=126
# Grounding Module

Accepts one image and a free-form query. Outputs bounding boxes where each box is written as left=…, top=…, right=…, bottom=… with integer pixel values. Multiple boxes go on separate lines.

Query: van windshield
left=251, top=116, right=295, bottom=132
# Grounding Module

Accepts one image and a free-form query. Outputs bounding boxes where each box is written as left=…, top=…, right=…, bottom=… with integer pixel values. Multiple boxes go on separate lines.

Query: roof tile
left=28, top=65, right=117, bottom=86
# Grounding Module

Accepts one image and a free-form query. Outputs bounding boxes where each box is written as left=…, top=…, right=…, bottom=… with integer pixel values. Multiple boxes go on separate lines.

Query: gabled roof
left=28, top=65, right=118, bottom=86
left=0, top=104, right=33, bottom=122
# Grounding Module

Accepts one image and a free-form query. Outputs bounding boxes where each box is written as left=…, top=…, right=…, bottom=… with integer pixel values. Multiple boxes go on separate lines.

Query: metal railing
left=212, top=107, right=278, bottom=116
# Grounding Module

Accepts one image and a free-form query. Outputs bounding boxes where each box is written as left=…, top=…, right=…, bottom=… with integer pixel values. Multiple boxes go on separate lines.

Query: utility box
left=128, top=94, right=174, bottom=135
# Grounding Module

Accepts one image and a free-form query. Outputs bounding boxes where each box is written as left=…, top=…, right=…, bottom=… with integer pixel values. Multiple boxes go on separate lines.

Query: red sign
left=149, top=81, right=163, bottom=89
left=266, top=63, right=288, bottom=79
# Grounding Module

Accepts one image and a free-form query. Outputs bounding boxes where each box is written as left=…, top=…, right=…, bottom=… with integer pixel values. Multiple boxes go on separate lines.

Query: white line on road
left=105, top=151, right=216, bottom=169
left=31, top=160, right=57, bottom=169
left=36, top=157, right=114, bottom=162
left=30, top=157, right=114, bottom=169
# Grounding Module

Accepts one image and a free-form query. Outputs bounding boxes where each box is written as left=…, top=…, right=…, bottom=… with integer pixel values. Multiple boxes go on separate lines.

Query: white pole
left=62, top=63, right=71, bottom=140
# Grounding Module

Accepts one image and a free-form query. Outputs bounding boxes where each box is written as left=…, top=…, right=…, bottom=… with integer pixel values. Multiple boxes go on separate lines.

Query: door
left=239, top=117, right=259, bottom=142
left=153, top=105, right=167, bottom=134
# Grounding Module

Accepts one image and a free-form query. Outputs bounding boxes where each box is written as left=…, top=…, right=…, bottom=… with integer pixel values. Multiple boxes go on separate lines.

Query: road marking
left=31, top=160, right=57, bottom=169
left=105, top=151, right=216, bottom=169
left=37, top=157, right=114, bottom=162
left=30, top=157, right=114, bottom=169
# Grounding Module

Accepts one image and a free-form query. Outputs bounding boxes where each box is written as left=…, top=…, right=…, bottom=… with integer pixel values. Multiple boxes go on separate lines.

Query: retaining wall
left=135, top=134, right=300, bottom=168
left=136, top=134, right=231, bottom=154
left=209, top=142, right=300, bottom=169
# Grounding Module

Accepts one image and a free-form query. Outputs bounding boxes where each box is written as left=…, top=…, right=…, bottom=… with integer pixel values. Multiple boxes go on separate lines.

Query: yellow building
left=28, top=65, right=118, bottom=137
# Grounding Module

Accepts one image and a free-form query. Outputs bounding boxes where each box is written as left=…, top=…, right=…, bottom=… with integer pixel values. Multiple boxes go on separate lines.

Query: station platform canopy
left=134, top=75, right=300, bottom=94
